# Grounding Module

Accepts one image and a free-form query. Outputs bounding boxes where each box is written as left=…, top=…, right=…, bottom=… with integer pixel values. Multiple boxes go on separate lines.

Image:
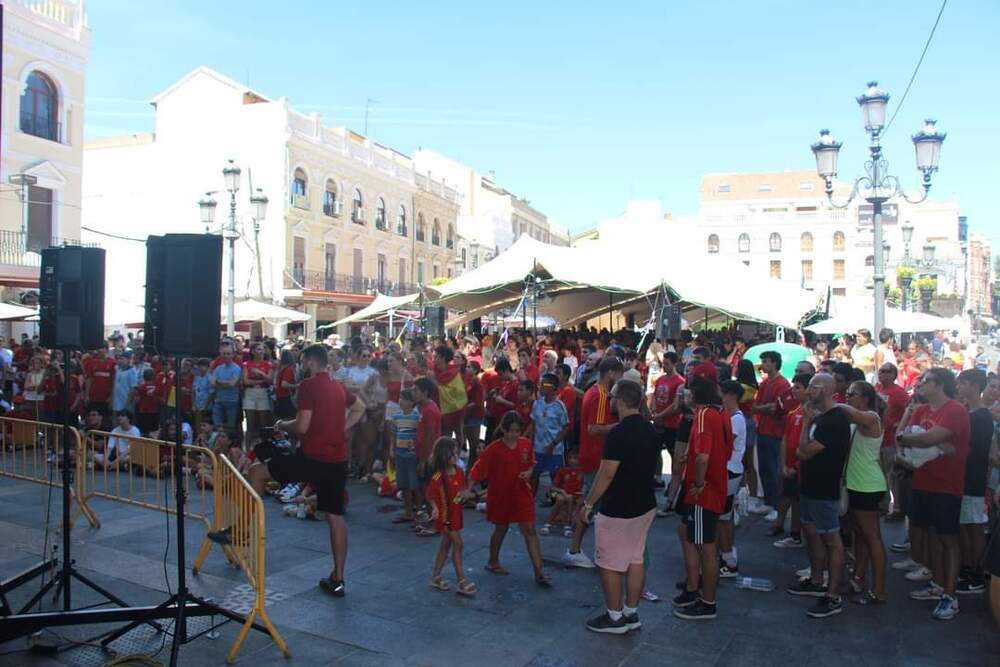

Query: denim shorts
left=534, top=451, right=563, bottom=479
left=799, top=495, right=840, bottom=534
left=395, top=448, right=419, bottom=492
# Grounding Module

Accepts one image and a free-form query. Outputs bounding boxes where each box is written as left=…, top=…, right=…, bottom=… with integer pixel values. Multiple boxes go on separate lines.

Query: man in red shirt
left=751, top=351, right=793, bottom=518
left=83, top=347, right=116, bottom=425
left=772, top=373, right=811, bottom=548
left=562, top=356, right=623, bottom=568
left=248, top=345, right=364, bottom=598
left=876, top=363, right=910, bottom=518
left=481, top=357, right=515, bottom=442
left=674, top=369, right=733, bottom=620
left=896, top=367, right=970, bottom=620
left=652, top=351, right=685, bottom=506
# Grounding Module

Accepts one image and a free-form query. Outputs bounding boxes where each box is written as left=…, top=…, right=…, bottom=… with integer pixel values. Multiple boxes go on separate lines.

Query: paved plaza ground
left=0, top=473, right=996, bottom=666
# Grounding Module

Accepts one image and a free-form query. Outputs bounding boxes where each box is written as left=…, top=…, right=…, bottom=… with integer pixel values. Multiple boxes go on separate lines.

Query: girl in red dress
left=427, top=437, right=476, bottom=596
left=468, top=411, right=551, bottom=586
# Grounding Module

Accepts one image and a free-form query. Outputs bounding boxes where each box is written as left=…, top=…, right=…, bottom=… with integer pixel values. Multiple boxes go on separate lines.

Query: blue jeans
left=756, top=433, right=782, bottom=509
left=213, top=401, right=240, bottom=430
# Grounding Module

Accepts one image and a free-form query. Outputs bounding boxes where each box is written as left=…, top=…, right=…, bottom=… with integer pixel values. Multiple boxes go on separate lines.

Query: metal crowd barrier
left=193, top=454, right=290, bottom=662
left=0, top=416, right=98, bottom=528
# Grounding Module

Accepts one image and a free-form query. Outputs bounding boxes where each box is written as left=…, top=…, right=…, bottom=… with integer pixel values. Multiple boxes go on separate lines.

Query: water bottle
left=735, top=577, right=774, bottom=592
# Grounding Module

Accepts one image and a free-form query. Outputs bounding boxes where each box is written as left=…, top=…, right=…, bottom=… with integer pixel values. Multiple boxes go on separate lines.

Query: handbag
left=838, top=427, right=856, bottom=516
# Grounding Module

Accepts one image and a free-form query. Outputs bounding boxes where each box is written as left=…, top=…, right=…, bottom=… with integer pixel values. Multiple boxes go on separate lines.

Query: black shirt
left=600, top=414, right=660, bottom=518
left=800, top=407, right=852, bottom=500
left=964, top=407, right=993, bottom=497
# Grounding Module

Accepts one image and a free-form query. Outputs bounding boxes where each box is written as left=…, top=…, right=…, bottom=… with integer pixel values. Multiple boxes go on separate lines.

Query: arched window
left=738, top=233, right=750, bottom=253
left=432, top=218, right=441, bottom=246
left=800, top=232, right=813, bottom=252
left=352, top=188, right=364, bottom=224
left=707, top=234, right=720, bottom=253
left=397, top=205, right=407, bottom=236
left=446, top=224, right=455, bottom=249
left=323, top=179, right=338, bottom=217
left=769, top=232, right=782, bottom=252
left=375, top=197, right=387, bottom=230
left=864, top=255, right=874, bottom=267
left=416, top=213, right=426, bottom=242
left=20, top=71, right=58, bottom=141
left=833, top=231, right=846, bottom=251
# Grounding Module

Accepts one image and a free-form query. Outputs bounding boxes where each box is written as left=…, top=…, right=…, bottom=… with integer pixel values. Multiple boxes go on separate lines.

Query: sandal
left=415, top=527, right=437, bottom=537
left=535, top=573, right=553, bottom=588
left=851, top=590, right=887, bottom=605
left=429, top=575, right=450, bottom=592
left=456, top=579, right=477, bottom=597
left=484, top=563, right=509, bottom=575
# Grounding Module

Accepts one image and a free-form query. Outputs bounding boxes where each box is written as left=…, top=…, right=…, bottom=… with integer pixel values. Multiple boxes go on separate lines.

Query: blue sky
left=84, top=1, right=998, bottom=246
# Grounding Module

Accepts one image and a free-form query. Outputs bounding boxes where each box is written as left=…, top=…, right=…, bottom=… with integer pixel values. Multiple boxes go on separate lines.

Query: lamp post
left=250, top=188, right=269, bottom=299
left=810, top=82, right=945, bottom=336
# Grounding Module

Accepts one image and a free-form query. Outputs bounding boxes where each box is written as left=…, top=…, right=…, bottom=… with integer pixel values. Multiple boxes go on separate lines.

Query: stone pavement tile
left=237, top=626, right=360, bottom=666
left=713, top=631, right=808, bottom=667
left=527, top=621, right=644, bottom=667
left=469, top=593, right=595, bottom=660
left=622, top=642, right=716, bottom=667
left=332, top=648, right=407, bottom=666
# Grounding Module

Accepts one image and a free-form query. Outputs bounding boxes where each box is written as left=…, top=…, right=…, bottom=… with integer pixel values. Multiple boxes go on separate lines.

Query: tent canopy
left=429, top=235, right=819, bottom=329
left=805, top=305, right=955, bottom=335
left=226, top=299, right=311, bottom=324
left=0, top=303, right=39, bottom=321
left=330, top=292, right=420, bottom=327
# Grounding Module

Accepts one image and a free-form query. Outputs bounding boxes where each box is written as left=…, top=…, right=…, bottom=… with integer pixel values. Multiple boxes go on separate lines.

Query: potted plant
left=915, top=276, right=937, bottom=312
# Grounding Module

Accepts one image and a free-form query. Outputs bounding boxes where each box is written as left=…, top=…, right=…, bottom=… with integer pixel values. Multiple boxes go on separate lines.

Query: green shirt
left=846, top=423, right=887, bottom=493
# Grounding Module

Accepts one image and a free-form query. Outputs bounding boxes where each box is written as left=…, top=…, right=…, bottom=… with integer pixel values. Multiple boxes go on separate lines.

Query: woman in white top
left=718, top=381, right=748, bottom=577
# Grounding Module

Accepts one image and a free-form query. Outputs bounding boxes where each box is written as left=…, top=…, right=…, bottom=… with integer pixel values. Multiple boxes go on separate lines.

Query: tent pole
left=608, top=292, right=613, bottom=332
left=389, top=309, right=394, bottom=339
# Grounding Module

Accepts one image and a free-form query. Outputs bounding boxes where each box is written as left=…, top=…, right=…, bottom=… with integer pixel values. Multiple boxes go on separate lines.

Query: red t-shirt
left=876, top=382, right=910, bottom=448
left=782, top=406, right=805, bottom=471
left=557, top=385, right=577, bottom=426
left=653, top=373, right=685, bottom=429
left=415, top=399, right=442, bottom=461
left=296, top=373, right=349, bottom=464
left=135, top=382, right=160, bottom=414
left=470, top=437, right=535, bottom=524
left=755, top=374, right=793, bottom=437
left=464, top=375, right=485, bottom=419
left=516, top=400, right=533, bottom=433
left=83, top=357, right=116, bottom=403
left=275, top=365, right=295, bottom=398
left=911, top=400, right=970, bottom=497
left=579, top=384, right=616, bottom=473
left=42, top=376, right=61, bottom=413
left=427, top=468, right=466, bottom=532
left=244, top=360, right=273, bottom=387
left=683, top=406, right=734, bottom=513
left=519, top=363, right=539, bottom=387
left=552, top=467, right=583, bottom=495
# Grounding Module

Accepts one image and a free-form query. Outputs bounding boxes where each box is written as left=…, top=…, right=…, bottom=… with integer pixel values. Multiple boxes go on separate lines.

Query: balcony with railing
left=19, top=112, right=61, bottom=143
left=351, top=207, right=365, bottom=225
left=285, top=270, right=417, bottom=296
left=397, top=224, right=407, bottom=237
left=291, top=193, right=310, bottom=210
left=0, top=230, right=97, bottom=268
left=374, top=213, right=388, bottom=231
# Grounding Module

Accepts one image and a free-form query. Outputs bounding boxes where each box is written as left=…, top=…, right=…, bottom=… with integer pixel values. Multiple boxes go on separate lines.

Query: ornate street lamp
left=810, top=81, right=945, bottom=336
left=198, top=194, right=217, bottom=234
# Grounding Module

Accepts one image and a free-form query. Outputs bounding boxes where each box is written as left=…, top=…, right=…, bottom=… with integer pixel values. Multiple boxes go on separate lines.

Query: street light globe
left=923, top=244, right=935, bottom=264
left=902, top=222, right=914, bottom=244
left=223, top=159, right=241, bottom=193
left=811, top=129, right=842, bottom=179
left=198, top=194, right=217, bottom=225
left=857, top=81, right=890, bottom=133
left=250, top=188, right=269, bottom=221
left=912, top=119, right=946, bottom=173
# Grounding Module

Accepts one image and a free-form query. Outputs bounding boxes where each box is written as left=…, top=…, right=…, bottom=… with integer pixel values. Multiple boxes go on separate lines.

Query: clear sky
left=84, top=1, right=998, bottom=247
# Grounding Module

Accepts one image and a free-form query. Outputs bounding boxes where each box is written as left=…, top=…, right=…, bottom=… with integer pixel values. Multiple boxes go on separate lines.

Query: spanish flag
left=435, top=362, right=468, bottom=416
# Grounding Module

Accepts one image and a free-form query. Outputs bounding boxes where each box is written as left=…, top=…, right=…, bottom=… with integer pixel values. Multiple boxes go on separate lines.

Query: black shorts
left=848, top=490, right=884, bottom=512
left=782, top=476, right=800, bottom=499
left=268, top=454, right=348, bottom=516
left=909, top=490, right=961, bottom=535
left=675, top=481, right=691, bottom=518
left=684, top=505, right=719, bottom=545
left=655, top=426, right=678, bottom=454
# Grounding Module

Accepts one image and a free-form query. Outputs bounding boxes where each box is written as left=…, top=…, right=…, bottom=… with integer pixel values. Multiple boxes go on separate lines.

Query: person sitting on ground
left=93, top=410, right=139, bottom=471
left=542, top=449, right=584, bottom=536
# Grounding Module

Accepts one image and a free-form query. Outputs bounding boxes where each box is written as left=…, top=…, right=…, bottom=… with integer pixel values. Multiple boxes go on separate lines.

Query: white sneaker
left=540, top=524, right=552, bottom=536
left=282, top=504, right=297, bottom=517
left=891, top=558, right=919, bottom=571
left=909, top=582, right=944, bottom=601
left=295, top=504, right=307, bottom=520
left=561, top=549, right=595, bottom=569
left=773, top=536, right=804, bottom=549
left=764, top=510, right=779, bottom=523
left=932, top=594, right=959, bottom=620
left=796, top=566, right=812, bottom=579
left=905, top=566, right=933, bottom=582
left=749, top=503, right=771, bottom=516
left=475, top=502, right=487, bottom=513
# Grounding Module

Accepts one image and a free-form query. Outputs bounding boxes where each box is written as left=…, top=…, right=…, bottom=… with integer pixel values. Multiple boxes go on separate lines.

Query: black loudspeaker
left=469, top=317, right=482, bottom=335
left=144, top=234, right=223, bottom=357
left=423, top=306, right=446, bottom=338
left=39, top=246, right=106, bottom=350
left=658, top=304, right=682, bottom=341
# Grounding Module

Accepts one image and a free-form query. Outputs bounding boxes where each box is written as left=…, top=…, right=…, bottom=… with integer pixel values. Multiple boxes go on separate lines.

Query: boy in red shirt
left=652, top=352, right=685, bottom=503
left=515, top=380, right=535, bottom=438
left=542, top=450, right=583, bottom=537
left=481, top=357, right=516, bottom=443
left=771, top=373, right=811, bottom=548
left=132, top=368, right=161, bottom=436
left=83, top=348, right=116, bottom=424
left=413, top=377, right=441, bottom=533
left=674, top=369, right=733, bottom=621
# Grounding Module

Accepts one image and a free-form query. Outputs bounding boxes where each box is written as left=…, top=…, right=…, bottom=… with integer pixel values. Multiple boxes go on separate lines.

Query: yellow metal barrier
left=0, top=416, right=98, bottom=528
left=193, top=454, right=290, bottom=663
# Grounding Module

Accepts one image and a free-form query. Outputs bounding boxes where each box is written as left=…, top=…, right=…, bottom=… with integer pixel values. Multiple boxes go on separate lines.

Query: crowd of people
left=2, top=323, right=998, bottom=634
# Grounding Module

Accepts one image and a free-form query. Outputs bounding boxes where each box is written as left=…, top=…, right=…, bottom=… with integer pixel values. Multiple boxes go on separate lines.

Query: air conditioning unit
left=333, top=200, right=342, bottom=216
left=293, top=194, right=310, bottom=210
left=353, top=208, right=365, bottom=223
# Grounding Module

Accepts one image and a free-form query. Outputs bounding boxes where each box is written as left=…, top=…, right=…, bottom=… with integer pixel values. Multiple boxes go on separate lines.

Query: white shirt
left=728, top=411, right=746, bottom=475
left=109, top=425, right=140, bottom=459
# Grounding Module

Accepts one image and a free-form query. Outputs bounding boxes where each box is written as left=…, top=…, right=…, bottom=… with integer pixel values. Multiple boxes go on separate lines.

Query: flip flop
left=429, top=576, right=450, bottom=592
left=456, top=579, right=477, bottom=597
left=484, top=564, right=509, bottom=575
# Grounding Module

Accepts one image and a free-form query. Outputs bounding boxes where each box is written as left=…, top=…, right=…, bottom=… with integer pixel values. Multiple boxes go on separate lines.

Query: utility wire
left=884, top=0, right=948, bottom=134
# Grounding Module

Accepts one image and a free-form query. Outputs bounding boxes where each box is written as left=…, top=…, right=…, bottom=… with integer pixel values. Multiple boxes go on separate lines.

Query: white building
left=83, top=67, right=460, bottom=338
left=696, top=171, right=966, bottom=300
left=412, top=149, right=568, bottom=273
